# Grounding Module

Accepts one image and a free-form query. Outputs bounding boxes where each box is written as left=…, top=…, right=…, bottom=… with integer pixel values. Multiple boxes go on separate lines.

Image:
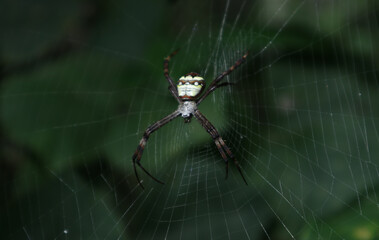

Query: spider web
left=1, top=0, right=379, bottom=239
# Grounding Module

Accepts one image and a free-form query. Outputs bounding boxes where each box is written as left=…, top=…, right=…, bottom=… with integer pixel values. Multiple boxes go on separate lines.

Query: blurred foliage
left=1, top=0, right=379, bottom=239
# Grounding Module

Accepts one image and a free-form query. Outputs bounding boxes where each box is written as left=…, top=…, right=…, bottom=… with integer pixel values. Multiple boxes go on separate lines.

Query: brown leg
left=132, top=110, right=181, bottom=189
left=164, top=49, right=182, bottom=103
left=197, top=51, right=248, bottom=105
left=193, top=110, right=248, bottom=184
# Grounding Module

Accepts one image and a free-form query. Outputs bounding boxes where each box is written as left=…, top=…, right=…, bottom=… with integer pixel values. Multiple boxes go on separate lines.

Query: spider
left=132, top=50, right=249, bottom=189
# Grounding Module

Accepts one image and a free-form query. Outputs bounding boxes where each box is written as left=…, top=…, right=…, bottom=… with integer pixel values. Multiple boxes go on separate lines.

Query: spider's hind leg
left=196, top=51, right=248, bottom=105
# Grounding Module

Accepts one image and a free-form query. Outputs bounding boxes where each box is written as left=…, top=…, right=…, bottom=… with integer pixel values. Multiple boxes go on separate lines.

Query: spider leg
left=168, top=86, right=180, bottom=102
left=193, top=110, right=248, bottom=185
left=217, top=137, right=247, bottom=185
left=164, top=49, right=182, bottom=103
left=214, top=137, right=229, bottom=179
left=132, top=110, right=181, bottom=189
left=197, top=51, right=248, bottom=105
left=204, top=82, right=235, bottom=97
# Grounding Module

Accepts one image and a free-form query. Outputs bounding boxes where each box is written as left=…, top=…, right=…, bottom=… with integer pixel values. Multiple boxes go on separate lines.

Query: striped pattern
left=177, top=73, right=205, bottom=100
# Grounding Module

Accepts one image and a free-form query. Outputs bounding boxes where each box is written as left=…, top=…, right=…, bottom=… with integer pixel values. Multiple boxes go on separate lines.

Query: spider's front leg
left=193, top=110, right=248, bottom=185
left=132, top=110, right=181, bottom=189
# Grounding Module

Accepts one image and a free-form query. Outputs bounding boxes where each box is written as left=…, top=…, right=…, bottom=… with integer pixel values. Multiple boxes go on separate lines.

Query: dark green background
left=1, top=0, right=379, bottom=239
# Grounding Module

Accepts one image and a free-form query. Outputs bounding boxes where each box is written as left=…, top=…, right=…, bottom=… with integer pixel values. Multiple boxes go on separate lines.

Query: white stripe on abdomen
left=178, top=85, right=202, bottom=97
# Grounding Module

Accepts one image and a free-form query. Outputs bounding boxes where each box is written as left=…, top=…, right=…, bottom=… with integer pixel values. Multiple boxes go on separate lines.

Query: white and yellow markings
left=177, top=75, right=204, bottom=99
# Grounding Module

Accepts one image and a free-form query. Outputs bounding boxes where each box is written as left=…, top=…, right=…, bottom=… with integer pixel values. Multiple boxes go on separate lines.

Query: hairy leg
left=132, top=110, right=181, bottom=189
left=197, top=51, right=248, bottom=105
left=193, top=110, right=248, bottom=184
left=164, top=49, right=182, bottom=103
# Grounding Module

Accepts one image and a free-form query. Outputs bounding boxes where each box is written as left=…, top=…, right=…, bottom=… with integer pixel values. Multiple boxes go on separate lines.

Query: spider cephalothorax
left=132, top=50, right=249, bottom=189
left=177, top=72, right=205, bottom=101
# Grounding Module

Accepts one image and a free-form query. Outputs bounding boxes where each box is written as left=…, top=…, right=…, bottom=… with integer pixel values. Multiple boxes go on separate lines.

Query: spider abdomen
left=177, top=73, right=205, bottom=100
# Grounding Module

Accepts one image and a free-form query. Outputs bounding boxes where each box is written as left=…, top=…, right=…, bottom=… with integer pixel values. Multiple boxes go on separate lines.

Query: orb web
left=1, top=0, right=379, bottom=239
